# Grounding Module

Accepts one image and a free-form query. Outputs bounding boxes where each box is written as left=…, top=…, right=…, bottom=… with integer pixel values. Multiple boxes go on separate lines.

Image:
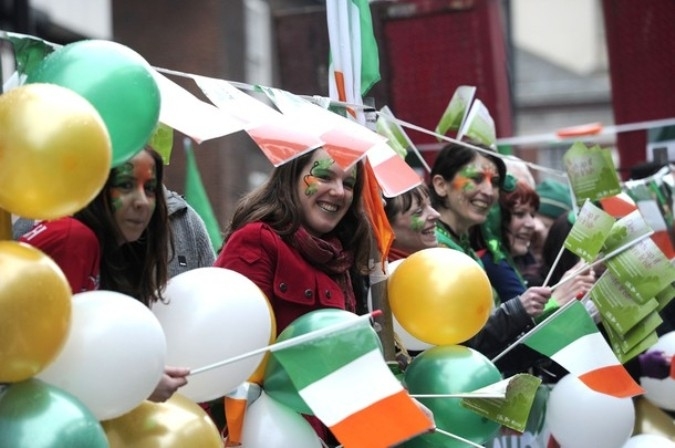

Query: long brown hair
left=225, top=149, right=372, bottom=274
left=75, top=147, right=171, bottom=306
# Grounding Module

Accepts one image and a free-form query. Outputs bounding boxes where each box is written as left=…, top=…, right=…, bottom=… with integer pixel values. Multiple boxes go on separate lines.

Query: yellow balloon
left=0, top=83, right=111, bottom=220
left=102, top=393, right=223, bottom=448
left=388, top=247, right=492, bottom=345
left=0, top=241, right=71, bottom=382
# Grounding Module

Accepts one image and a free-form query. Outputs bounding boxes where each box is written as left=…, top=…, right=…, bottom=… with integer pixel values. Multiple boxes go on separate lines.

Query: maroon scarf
left=289, top=227, right=356, bottom=312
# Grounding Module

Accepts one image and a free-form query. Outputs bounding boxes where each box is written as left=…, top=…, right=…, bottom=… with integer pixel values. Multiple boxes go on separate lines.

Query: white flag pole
left=189, top=310, right=381, bottom=376
left=434, top=428, right=484, bottom=448
left=541, top=245, right=566, bottom=288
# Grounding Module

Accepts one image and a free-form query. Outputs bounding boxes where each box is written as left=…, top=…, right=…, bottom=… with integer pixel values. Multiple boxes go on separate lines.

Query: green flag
left=184, top=139, right=223, bottom=251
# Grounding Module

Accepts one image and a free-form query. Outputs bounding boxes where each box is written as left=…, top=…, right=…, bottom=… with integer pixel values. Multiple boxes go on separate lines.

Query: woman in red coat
left=214, top=147, right=373, bottom=445
left=215, top=147, right=372, bottom=332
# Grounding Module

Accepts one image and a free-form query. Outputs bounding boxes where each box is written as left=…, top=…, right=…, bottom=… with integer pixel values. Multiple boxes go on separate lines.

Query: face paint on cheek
left=303, top=158, right=335, bottom=196
left=303, top=175, right=318, bottom=196
left=110, top=190, right=123, bottom=211
left=452, top=175, right=475, bottom=192
left=410, top=215, right=424, bottom=232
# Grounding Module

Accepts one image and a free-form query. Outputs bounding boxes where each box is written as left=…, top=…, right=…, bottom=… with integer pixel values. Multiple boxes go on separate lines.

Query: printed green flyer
left=563, top=199, right=615, bottom=262
left=602, top=210, right=653, bottom=253
left=590, top=270, right=659, bottom=334
left=605, top=238, right=675, bottom=304
left=603, top=311, right=662, bottom=354
left=563, top=142, right=621, bottom=205
left=656, top=281, right=675, bottom=311
left=604, top=323, right=659, bottom=364
left=461, top=374, right=542, bottom=433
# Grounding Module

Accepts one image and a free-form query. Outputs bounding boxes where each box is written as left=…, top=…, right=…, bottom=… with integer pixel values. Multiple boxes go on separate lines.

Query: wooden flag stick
left=189, top=310, right=382, bottom=376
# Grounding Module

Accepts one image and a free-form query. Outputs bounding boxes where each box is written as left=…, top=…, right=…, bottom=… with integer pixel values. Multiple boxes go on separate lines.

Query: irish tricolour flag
left=524, top=301, right=644, bottom=398
left=327, top=0, right=380, bottom=106
left=271, top=320, right=433, bottom=448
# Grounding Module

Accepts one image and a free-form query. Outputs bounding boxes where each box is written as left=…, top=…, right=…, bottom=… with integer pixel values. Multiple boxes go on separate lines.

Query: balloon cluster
left=0, top=39, right=276, bottom=447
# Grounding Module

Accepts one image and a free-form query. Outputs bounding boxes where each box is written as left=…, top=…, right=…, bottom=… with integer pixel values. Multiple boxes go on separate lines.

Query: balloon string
left=189, top=310, right=382, bottom=376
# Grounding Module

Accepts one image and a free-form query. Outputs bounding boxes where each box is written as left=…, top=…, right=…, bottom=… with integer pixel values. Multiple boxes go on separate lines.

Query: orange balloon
left=0, top=241, right=71, bottom=382
left=102, top=393, right=223, bottom=448
left=388, top=247, right=492, bottom=345
left=0, top=83, right=111, bottom=220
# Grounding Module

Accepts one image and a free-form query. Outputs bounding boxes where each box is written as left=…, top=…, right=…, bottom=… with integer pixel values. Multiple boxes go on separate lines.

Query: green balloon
left=0, top=379, right=109, bottom=448
left=27, top=39, right=161, bottom=167
left=263, top=309, right=382, bottom=415
left=400, top=345, right=502, bottom=448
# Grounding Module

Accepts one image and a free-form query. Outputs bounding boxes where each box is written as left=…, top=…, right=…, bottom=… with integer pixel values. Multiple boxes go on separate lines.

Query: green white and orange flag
left=523, top=301, right=644, bottom=399
left=271, top=321, right=433, bottom=448
left=326, top=0, right=421, bottom=198
left=327, top=0, right=380, bottom=110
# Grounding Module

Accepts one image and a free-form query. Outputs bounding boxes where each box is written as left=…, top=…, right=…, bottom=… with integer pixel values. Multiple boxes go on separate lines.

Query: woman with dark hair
left=19, top=147, right=188, bottom=402
left=428, top=143, right=552, bottom=364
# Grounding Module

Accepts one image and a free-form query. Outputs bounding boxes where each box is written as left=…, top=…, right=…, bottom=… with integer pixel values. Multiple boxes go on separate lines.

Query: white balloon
left=641, top=331, right=675, bottom=411
left=623, top=434, right=675, bottom=448
left=240, top=391, right=322, bottom=448
left=153, top=267, right=273, bottom=403
left=546, top=374, right=635, bottom=448
left=369, top=259, right=433, bottom=352
left=38, top=290, right=166, bottom=420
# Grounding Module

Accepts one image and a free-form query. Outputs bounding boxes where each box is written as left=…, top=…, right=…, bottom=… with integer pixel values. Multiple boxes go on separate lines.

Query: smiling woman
left=214, top=147, right=373, bottom=445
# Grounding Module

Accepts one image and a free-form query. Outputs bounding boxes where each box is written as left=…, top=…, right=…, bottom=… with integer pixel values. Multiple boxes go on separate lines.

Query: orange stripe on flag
left=362, top=158, right=394, bottom=268
left=598, top=196, right=637, bottom=218
left=578, top=365, right=644, bottom=398
left=334, top=70, right=347, bottom=102
left=652, top=231, right=675, bottom=259
left=330, top=390, right=433, bottom=448
left=224, top=396, right=247, bottom=446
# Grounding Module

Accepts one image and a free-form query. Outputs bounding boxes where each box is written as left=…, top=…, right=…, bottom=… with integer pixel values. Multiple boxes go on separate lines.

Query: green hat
left=536, top=179, right=573, bottom=219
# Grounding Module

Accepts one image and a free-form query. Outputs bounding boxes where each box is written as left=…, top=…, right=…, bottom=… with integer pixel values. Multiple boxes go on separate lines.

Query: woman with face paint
left=19, top=147, right=189, bottom=402
left=215, top=147, right=372, bottom=445
left=480, top=178, right=596, bottom=312
left=384, top=184, right=441, bottom=261
left=428, top=143, right=553, bottom=365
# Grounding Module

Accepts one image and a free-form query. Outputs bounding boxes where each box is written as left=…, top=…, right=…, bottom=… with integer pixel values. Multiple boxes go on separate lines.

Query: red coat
left=19, top=217, right=100, bottom=293
left=214, top=222, right=350, bottom=334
